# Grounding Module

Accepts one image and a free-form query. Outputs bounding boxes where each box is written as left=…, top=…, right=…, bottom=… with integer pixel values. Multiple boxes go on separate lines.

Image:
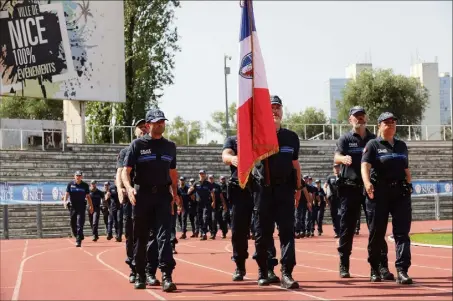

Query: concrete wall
left=0, top=119, right=65, bottom=150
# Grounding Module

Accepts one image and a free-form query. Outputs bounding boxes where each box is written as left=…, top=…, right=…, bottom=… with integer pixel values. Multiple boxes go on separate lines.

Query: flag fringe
left=238, top=146, right=279, bottom=189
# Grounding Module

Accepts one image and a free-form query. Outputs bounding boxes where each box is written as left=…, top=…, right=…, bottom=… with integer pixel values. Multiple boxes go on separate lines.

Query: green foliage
left=337, top=69, right=429, bottom=138
left=207, top=102, right=237, bottom=138
left=166, top=116, right=203, bottom=145
left=86, top=0, right=180, bottom=143
left=284, top=107, right=329, bottom=139
left=0, top=96, right=63, bottom=120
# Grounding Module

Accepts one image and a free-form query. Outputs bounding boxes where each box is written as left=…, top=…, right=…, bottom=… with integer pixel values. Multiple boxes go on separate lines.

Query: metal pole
left=20, top=129, right=23, bottom=150
left=224, top=54, right=231, bottom=137
left=3, top=205, right=9, bottom=239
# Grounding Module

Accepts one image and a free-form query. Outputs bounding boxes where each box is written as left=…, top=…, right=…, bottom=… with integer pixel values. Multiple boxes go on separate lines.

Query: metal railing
left=0, top=128, right=65, bottom=151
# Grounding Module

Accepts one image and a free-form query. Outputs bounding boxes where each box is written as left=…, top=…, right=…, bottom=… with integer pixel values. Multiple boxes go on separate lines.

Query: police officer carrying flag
left=122, top=108, right=180, bottom=292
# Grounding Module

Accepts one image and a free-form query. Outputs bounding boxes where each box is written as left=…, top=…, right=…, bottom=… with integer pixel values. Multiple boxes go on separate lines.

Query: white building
left=439, top=72, right=452, bottom=125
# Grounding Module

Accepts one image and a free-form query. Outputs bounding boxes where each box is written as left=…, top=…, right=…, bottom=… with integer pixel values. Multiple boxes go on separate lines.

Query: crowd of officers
left=63, top=96, right=414, bottom=293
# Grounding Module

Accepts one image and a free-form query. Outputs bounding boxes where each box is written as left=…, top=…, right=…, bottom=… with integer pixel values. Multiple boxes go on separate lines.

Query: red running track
left=1, top=220, right=452, bottom=300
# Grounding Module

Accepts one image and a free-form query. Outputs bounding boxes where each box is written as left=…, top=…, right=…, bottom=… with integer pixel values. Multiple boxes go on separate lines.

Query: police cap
left=199, top=170, right=206, bottom=174
left=104, top=181, right=110, bottom=186
left=189, top=178, right=195, bottom=182
left=315, top=179, right=321, bottom=183
left=208, top=174, right=214, bottom=179
left=303, top=175, right=309, bottom=179
left=349, top=106, right=366, bottom=116
left=179, top=176, right=186, bottom=181
left=377, top=112, right=398, bottom=123
left=75, top=170, right=83, bottom=176
left=134, top=119, right=146, bottom=127
left=145, top=109, right=168, bottom=123
left=220, top=176, right=226, bottom=180
left=270, top=95, right=283, bottom=106
left=90, top=180, right=97, bottom=184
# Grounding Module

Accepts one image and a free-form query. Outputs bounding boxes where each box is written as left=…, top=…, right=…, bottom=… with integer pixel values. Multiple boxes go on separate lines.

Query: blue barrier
left=0, top=180, right=451, bottom=205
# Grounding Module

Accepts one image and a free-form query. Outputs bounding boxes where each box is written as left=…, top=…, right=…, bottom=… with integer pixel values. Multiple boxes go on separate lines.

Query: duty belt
left=135, top=184, right=170, bottom=194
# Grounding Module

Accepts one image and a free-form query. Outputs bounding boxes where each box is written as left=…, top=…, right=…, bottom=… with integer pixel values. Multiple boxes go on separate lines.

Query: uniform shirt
left=220, top=183, right=229, bottom=206
left=118, top=147, right=136, bottom=185
left=177, top=185, right=190, bottom=204
left=89, top=188, right=104, bottom=208
left=191, top=180, right=213, bottom=203
left=326, top=175, right=339, bottom=198
left=66, top=180, right=89, bottom=205
left=222, top=136, right=238, bottom=179
left=124, top=134, right=176, bottom=187
left=335, top=129, right=375, bottom=182
left=361, top=137, right=409, bottom=182
left=254, top=128, right=299, bottom=182
left=108, top=184, right=120, bottom=210
left=211, top=182, right=223, bottom=209
left=314, top=187, right=326, bottom=204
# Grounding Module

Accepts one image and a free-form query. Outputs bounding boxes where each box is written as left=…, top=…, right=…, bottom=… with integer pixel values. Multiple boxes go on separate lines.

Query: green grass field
left=410, top=233, right=452, bottom=246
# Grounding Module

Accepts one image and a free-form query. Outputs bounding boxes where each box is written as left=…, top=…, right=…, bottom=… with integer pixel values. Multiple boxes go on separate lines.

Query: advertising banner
left=0, top=0, right=125, bottom=102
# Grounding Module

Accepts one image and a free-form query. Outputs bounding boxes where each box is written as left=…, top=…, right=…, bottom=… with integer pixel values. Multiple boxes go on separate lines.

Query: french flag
left=236, top=0, right=279, bottom=188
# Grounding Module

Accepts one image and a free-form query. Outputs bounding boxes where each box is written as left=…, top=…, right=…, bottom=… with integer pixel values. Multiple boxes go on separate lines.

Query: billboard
left=0, top=0, right=125, bottom=102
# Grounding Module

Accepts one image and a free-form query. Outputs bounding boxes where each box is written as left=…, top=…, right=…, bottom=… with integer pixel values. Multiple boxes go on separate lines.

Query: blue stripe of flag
left=240, top=0, right=256, bottom=42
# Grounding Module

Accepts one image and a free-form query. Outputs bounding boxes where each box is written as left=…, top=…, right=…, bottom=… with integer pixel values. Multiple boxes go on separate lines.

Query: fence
left=0, top=123, right=452, bottom=150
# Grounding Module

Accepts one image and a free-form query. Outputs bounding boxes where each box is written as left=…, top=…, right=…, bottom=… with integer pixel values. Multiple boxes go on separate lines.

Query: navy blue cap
left=145, top=109, right=168, bottom=123
left=104, top=181, right=110, bottom=186
left=378, top=112, right=398, bottom=123
left=270, top=95, right=282, bottom=106
left=189, top=178, right=195, bottom=182
left=349, top=106, right=366, bottom=116
left=199, top=170, right=206, bottom=174
left=303, top=175, right=308, bottom=179
left=220, top=176, right=226, bottom=180
left=179, top=176, right=186, bottom=180
left=134, top=119, right=146, bottom=127
left=90, top=180, right=97, bottom=184
left=208, top=174, right=214, bottom=178
left=75, top=170, right=83, bottom=176
left=308, top=176, right=313, bottom=180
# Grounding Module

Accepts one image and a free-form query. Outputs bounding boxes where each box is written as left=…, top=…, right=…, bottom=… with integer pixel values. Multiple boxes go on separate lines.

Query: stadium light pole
left=224, top=54, right=232, bottom=137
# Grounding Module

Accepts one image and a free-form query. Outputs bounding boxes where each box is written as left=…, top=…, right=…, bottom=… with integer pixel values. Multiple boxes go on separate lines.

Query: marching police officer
left=251, top=95, right=306, bottom=289
left=105, top=182, right=123, bottom=242
left=122, top=108, right=180, bottom=292
left=188, top=170, right=214, bottom=240
left=208, top=174, right=228, bottom=239
left=313, top=179, right=326, bottom=236
left=88, top=180, right=104, bottom=241
left=222, top=135, right=281, bottom=284
left=334, top=106, right=391, bottom=280
left=177, top=177, right=191, bottom=239
left=362, top=112, right=413, bottom=284
left=325, top=164, right=340, bottom=238
left=63, top=171, right=94, bottom=247
left=116, top=118, right=148, bottom=283
left=219, top=176, right=232, bottom=229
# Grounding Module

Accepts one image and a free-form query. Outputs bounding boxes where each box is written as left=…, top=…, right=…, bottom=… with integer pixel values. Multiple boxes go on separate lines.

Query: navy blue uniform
left=88, top=188, right=104, bottom=238
left=326, top=175, right=340, bottom=236
left=177, top=185, right=192, bottom=234
left=220, top=182, right=231, bottom=228
left=190, top=180, right=214, bottom=238
left=66, top=180, right=90, bottom=242
left=107, top=184, right=123, bottom=240
left=252, top=128, right=299, bottom=277
left=312, top=186, right=326, bottom=235
left=362, top=137, right=411, bottom=273
left=304, top=184, right=317, bottom=235
left=211, top=182, right=227, bottom=237
left=124, top=134, right=177, bottom=279
left=335, top=130, right=388, bottom=270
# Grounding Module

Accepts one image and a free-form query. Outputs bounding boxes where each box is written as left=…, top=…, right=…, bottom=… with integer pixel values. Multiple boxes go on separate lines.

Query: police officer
left=208, top=174, right=228, bottom=239
left=325, top=164, right=340, bottom=238
left=188, top=178, right=200, bottom=237
left=100, top=182, right=110, bottom=235
left=88, top=180, right=104, bottom=241
left=313, top=179, right=326, bottom=236
left=304, top=176, right=317, bottom=237
left=219, top=176, right=231, bottom=228
left=177, top=177, right=191, bottom=239
left=105, top=182, right=123, bottom=242
left=222, top=135, right=282, bottom=283
left=188, top=170, right=214, bottom=240
left=122, top=108, right=180, bottom=292
left=251, top=95, right=304, bottom=289
left=334, top=106, right=391, bottom=280
left=116, top=118, right=148, bottom=283
left=62, top=171, right=94, bottom=247
left=362, top=112, right=413, bottom=284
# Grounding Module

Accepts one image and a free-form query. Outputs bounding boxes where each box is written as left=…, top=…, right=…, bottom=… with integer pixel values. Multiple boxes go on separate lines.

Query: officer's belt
left=376, top=179, right=406, bottom=187
left=134, top=184, right=170, bottom=194
left=340, top=179, right=363, bottom=187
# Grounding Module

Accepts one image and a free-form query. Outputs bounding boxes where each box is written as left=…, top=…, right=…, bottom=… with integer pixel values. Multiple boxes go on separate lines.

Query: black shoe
left=355, top=230, right=359, bottom=235
left=251, top=234, right=256, bottom=240
left=232, top=268, right=245, bottom=281
left=180, top=233, right=187, bottom=239
left=146, top=273, right=161, bottom=286
left=295, top=233, right=301, bottom=239
left=209, top=235, right=215, bottom=240
left=92, top=236, right=98, bottom=242
left=281, top=274, right=299, bottom=289
left=134, top=276, right=146, bottom=289
left=161, top=272, right=177, bottom=292
left=268, top=269, right=280, bottom=283
left=172, top=247, right=177, bottom=254
left=200, top=234, right=207, bottom=241
left=190, top=233, right=196, bottom=238
left=75, top=241, right=81, bottom=247
left=310, top=232, right=314, bottom=237
left=396, top=270, right=413, bottom=285
left=339, top=263, right=350, bottom=278
left=370, top=268, right=382, bottom=282
left=107, top=235, right=113, bottom=240
left=222, top=233, right=227, bottom=239
left=380, top=267, right=395, bottom=281
left=129, top=273, right=136, bottom=283
left=257, top=269, right=269, bottom=286
left=115, top=237, right=122, bottom=242
left=334, top=233, right=339, bottom=238
left=318, top=232, right=322, bottom=236
left=300, top=232, right=305, bottom=238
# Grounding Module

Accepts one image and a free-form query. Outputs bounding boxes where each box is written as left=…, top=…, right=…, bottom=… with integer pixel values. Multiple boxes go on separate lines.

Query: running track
left=1, top=220, right=452, bottom=300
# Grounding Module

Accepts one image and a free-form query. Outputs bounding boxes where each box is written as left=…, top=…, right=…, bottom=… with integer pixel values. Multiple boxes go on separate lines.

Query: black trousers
left=197, top=201, right=212, bottom=235
left=88, top=206, right=101, bottom=237
left=253, top=182, right=296, bottom=273
left=230, top=186, right=254, bottom=264
left=133, top=186, right=176, bottom=277
left=337, top=185, right=388, bottom=267
left=101, top=206, right=109, bottom=233
left=328, top=196, right=340, bottom=235
left=70, top=204, right=86, bottom=242
left=123, top=200, right=135, bottom=272
left=108, top=206, right=123, bottom=238
left=212, top=208, right=228, bottom=236
left=367, top=184, right=411, bottom=271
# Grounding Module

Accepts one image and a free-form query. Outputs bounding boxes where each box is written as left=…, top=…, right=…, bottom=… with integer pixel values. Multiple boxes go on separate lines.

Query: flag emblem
left=239, top=52, right=253, bottom=79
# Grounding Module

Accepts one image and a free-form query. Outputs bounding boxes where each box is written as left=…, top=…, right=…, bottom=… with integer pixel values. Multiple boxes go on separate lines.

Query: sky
left=158, top=1, right=452, bottom=143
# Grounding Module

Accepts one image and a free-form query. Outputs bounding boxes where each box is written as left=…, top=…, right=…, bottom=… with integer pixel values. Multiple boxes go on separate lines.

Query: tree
left=284, top=107, right=328, bottom=139
left=166, top=116, right=203, bottom=146
left=0, top=96, right=63, bottom=120
left=207, top=102, right=237, bottom=138
left=86, top=0, right=180, bottom=143
left=337, top=69, right=429, bottom=138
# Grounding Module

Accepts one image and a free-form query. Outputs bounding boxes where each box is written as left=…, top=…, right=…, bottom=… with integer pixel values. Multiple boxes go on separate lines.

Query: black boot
left=370, top=267, right=382, bottom=282
left=161, top=272, right=177, bottom=292
left=129, top=268, right=136, bottom=283
left=280, top=266, right=299, bottom=289
left=134, top=275, right=146, bottom=289
left=232, top=262, right=246, bottom=281
left=396, top=270, right=413, bottom=285
left=267, top=268, right=280, bottom=284
left=380, top=266, right=395, bottom=281
left=257, top=268, right=269, bottom=286
left=146, top=273, right=161, bottom=286
left=339, top=260, right=350, bottom=278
